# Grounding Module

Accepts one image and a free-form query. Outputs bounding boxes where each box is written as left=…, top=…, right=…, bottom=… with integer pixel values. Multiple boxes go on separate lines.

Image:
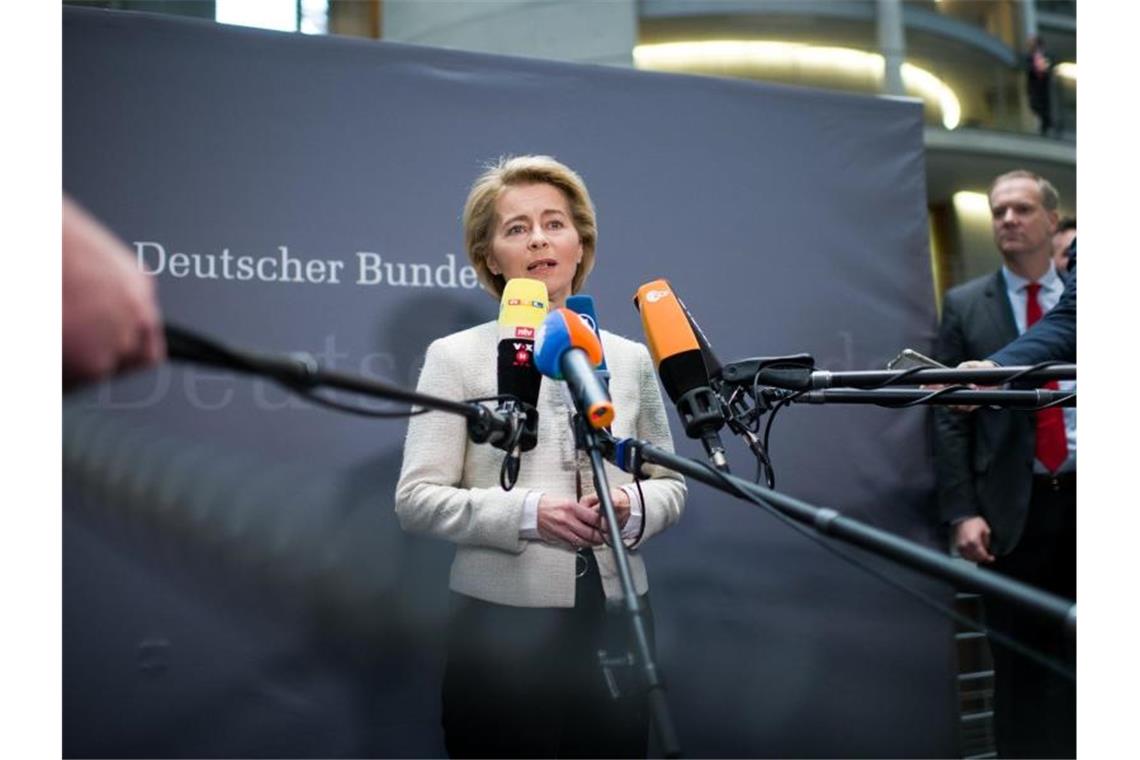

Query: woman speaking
left=395, top=155, right=686, bottom=757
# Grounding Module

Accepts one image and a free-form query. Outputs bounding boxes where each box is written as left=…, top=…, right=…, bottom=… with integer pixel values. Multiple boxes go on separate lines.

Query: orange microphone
left=634, top=279, right=729, bottom=471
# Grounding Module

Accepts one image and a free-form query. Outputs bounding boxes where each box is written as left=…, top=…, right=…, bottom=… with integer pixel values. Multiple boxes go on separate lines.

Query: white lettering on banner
left=133, top=241, right=474, bottom=289
left=135, top=242, right=166, bottom=274
left=459, top=265, right=479, bottom=288
left=168, top=252, right=190, bottom=277
left=357, top=252, right=383, bottom=285
left=354, top=251, right=479, bottom=289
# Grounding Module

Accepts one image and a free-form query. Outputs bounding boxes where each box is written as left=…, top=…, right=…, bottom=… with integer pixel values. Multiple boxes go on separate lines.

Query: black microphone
left=633, top=279, right=730, bottom=472
left=671, top=293, right=783, bottom=477
left=496, top=279, right=549, bottom=484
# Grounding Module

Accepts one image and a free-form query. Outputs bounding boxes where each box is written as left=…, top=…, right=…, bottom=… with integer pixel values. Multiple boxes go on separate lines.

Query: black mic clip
left=465, top=405, right=504, bottom=446
left=676, top=386, right=730, bottom=472
left=676, top=386, right=723, bottom=439
left=503, top=399, right=540, bottom=454
left=468, top=398, right=538, bottom=491
left=466, top=398, right=537, bottom=450
left=719, top=353, right=816, bottom=390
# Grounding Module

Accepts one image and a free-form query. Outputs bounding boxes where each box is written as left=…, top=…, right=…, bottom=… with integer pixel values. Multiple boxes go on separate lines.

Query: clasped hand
left=537, top=489, right=630, bottom=549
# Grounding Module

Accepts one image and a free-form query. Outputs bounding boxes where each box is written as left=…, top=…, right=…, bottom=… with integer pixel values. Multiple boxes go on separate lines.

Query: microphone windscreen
left=534, top=311, right=572, bottom=380
left=534, top=308, right=602, bottom=380
left=498, top=278, right=549, bottom=341
left=565, top=295, right=608, bottom=373
left=634, top=280, right=700, bottom=364
left=634, top=279, right=709, bottom=403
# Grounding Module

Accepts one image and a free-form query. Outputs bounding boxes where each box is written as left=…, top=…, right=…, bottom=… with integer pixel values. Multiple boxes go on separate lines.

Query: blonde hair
left=462, top=155, right=597, bottom=299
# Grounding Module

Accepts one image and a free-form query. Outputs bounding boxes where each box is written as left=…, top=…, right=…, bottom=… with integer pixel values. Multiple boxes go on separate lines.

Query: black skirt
left=440, top=549, right=656, bottom=758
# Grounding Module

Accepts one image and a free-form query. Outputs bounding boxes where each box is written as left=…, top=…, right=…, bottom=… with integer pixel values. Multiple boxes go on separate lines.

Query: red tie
left=1026, top=282, right=1068, bottom=472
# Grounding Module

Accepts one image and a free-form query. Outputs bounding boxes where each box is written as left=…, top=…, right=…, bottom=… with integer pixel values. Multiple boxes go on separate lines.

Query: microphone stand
left=712, top=358, right=1075, bottom=489
left=600, top=433, right=1076, bottom=638
left=796, top=364, right=1075, bottom=389
left=165, top=324, right=530, bottom=454
left=571, top=413, right=681, bottom=759
left=772, top=387, right=1075, bottom=408
left=720, top=360, right=1076, bottom=391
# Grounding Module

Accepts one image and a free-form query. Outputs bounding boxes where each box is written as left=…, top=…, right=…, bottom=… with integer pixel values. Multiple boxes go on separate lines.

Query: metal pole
left=877, top=0, right=906, bottom=97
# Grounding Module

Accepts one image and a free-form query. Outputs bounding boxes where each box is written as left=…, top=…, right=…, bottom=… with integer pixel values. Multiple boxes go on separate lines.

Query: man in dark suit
left=934, top=170, right=1075, bottom=758
left=958, top=238, right=1075, bottom=370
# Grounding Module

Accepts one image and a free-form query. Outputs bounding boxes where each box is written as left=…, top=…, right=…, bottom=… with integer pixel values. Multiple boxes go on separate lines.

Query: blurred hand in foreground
left=62, top=196, right=165, bottom=388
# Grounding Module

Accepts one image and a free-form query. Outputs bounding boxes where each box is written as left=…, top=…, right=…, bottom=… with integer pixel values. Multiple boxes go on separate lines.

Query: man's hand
left=957, top=360, right=998, bottom=371
left=537, top=495, right=604, bottom=550
left=579, top=488, right=631, bottom=536
left=948, top=359, right=998, bottom=413
left=62, top=196, right=165, bottom=387
left=953, top=516, right=995, bottom=564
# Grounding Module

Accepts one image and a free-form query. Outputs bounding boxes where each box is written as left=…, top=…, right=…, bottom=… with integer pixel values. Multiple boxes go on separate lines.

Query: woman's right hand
left=536, top=495, right=604, bottom=550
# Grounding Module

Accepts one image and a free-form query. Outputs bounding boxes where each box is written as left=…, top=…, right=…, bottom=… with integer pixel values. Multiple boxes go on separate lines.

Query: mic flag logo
left=576, top=312, right=597, bottom=333
left=498, top=278, right=549, bottom=338
left=515, top=326, right=535, bottom=339
left=513, top=342, right=533, bottom=367
left=645, top=288, right=671, bottom=304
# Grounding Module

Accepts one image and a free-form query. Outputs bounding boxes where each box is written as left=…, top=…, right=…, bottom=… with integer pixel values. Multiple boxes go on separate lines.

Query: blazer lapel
left=982, top=270, right=1019, bottom=345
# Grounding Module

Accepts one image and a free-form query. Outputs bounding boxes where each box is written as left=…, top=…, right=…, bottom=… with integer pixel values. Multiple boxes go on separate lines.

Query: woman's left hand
left=579, top=488, right=630, bottom=535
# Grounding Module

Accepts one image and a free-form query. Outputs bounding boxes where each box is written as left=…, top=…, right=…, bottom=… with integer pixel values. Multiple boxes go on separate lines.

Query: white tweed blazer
left=395, top=320, right=686, bottom=607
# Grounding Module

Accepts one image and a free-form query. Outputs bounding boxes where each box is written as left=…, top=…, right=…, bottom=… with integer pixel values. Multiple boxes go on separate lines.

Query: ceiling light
left=634, top=40, right=962, bottom=129
left=952, top=191, right=991, bottom=219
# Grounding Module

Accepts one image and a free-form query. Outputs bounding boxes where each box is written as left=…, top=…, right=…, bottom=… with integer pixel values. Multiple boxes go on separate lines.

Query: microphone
left=497, top=278, right=548, bottom=483
left=633, top=279, right=730, bottom=472
left=163, top=324, right=537, bottom=457
left=671, top=290, right=775, bottom=473
left=565, top=294, right=610, bottom=385
left=534, top=308, right=615, bottom=429
left=675, top=296, right=723, bottom=384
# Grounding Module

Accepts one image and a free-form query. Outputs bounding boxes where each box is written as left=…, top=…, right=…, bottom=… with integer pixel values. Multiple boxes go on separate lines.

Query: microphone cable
left=759, top=388, right=803, bottom=490
left=716, top=361, right=808, bottom=489
left=467, top=394, right=529, bottom=491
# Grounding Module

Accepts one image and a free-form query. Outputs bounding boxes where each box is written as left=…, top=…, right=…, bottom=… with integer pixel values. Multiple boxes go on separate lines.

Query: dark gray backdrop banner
left=63, top=7, right=952, bottom=758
